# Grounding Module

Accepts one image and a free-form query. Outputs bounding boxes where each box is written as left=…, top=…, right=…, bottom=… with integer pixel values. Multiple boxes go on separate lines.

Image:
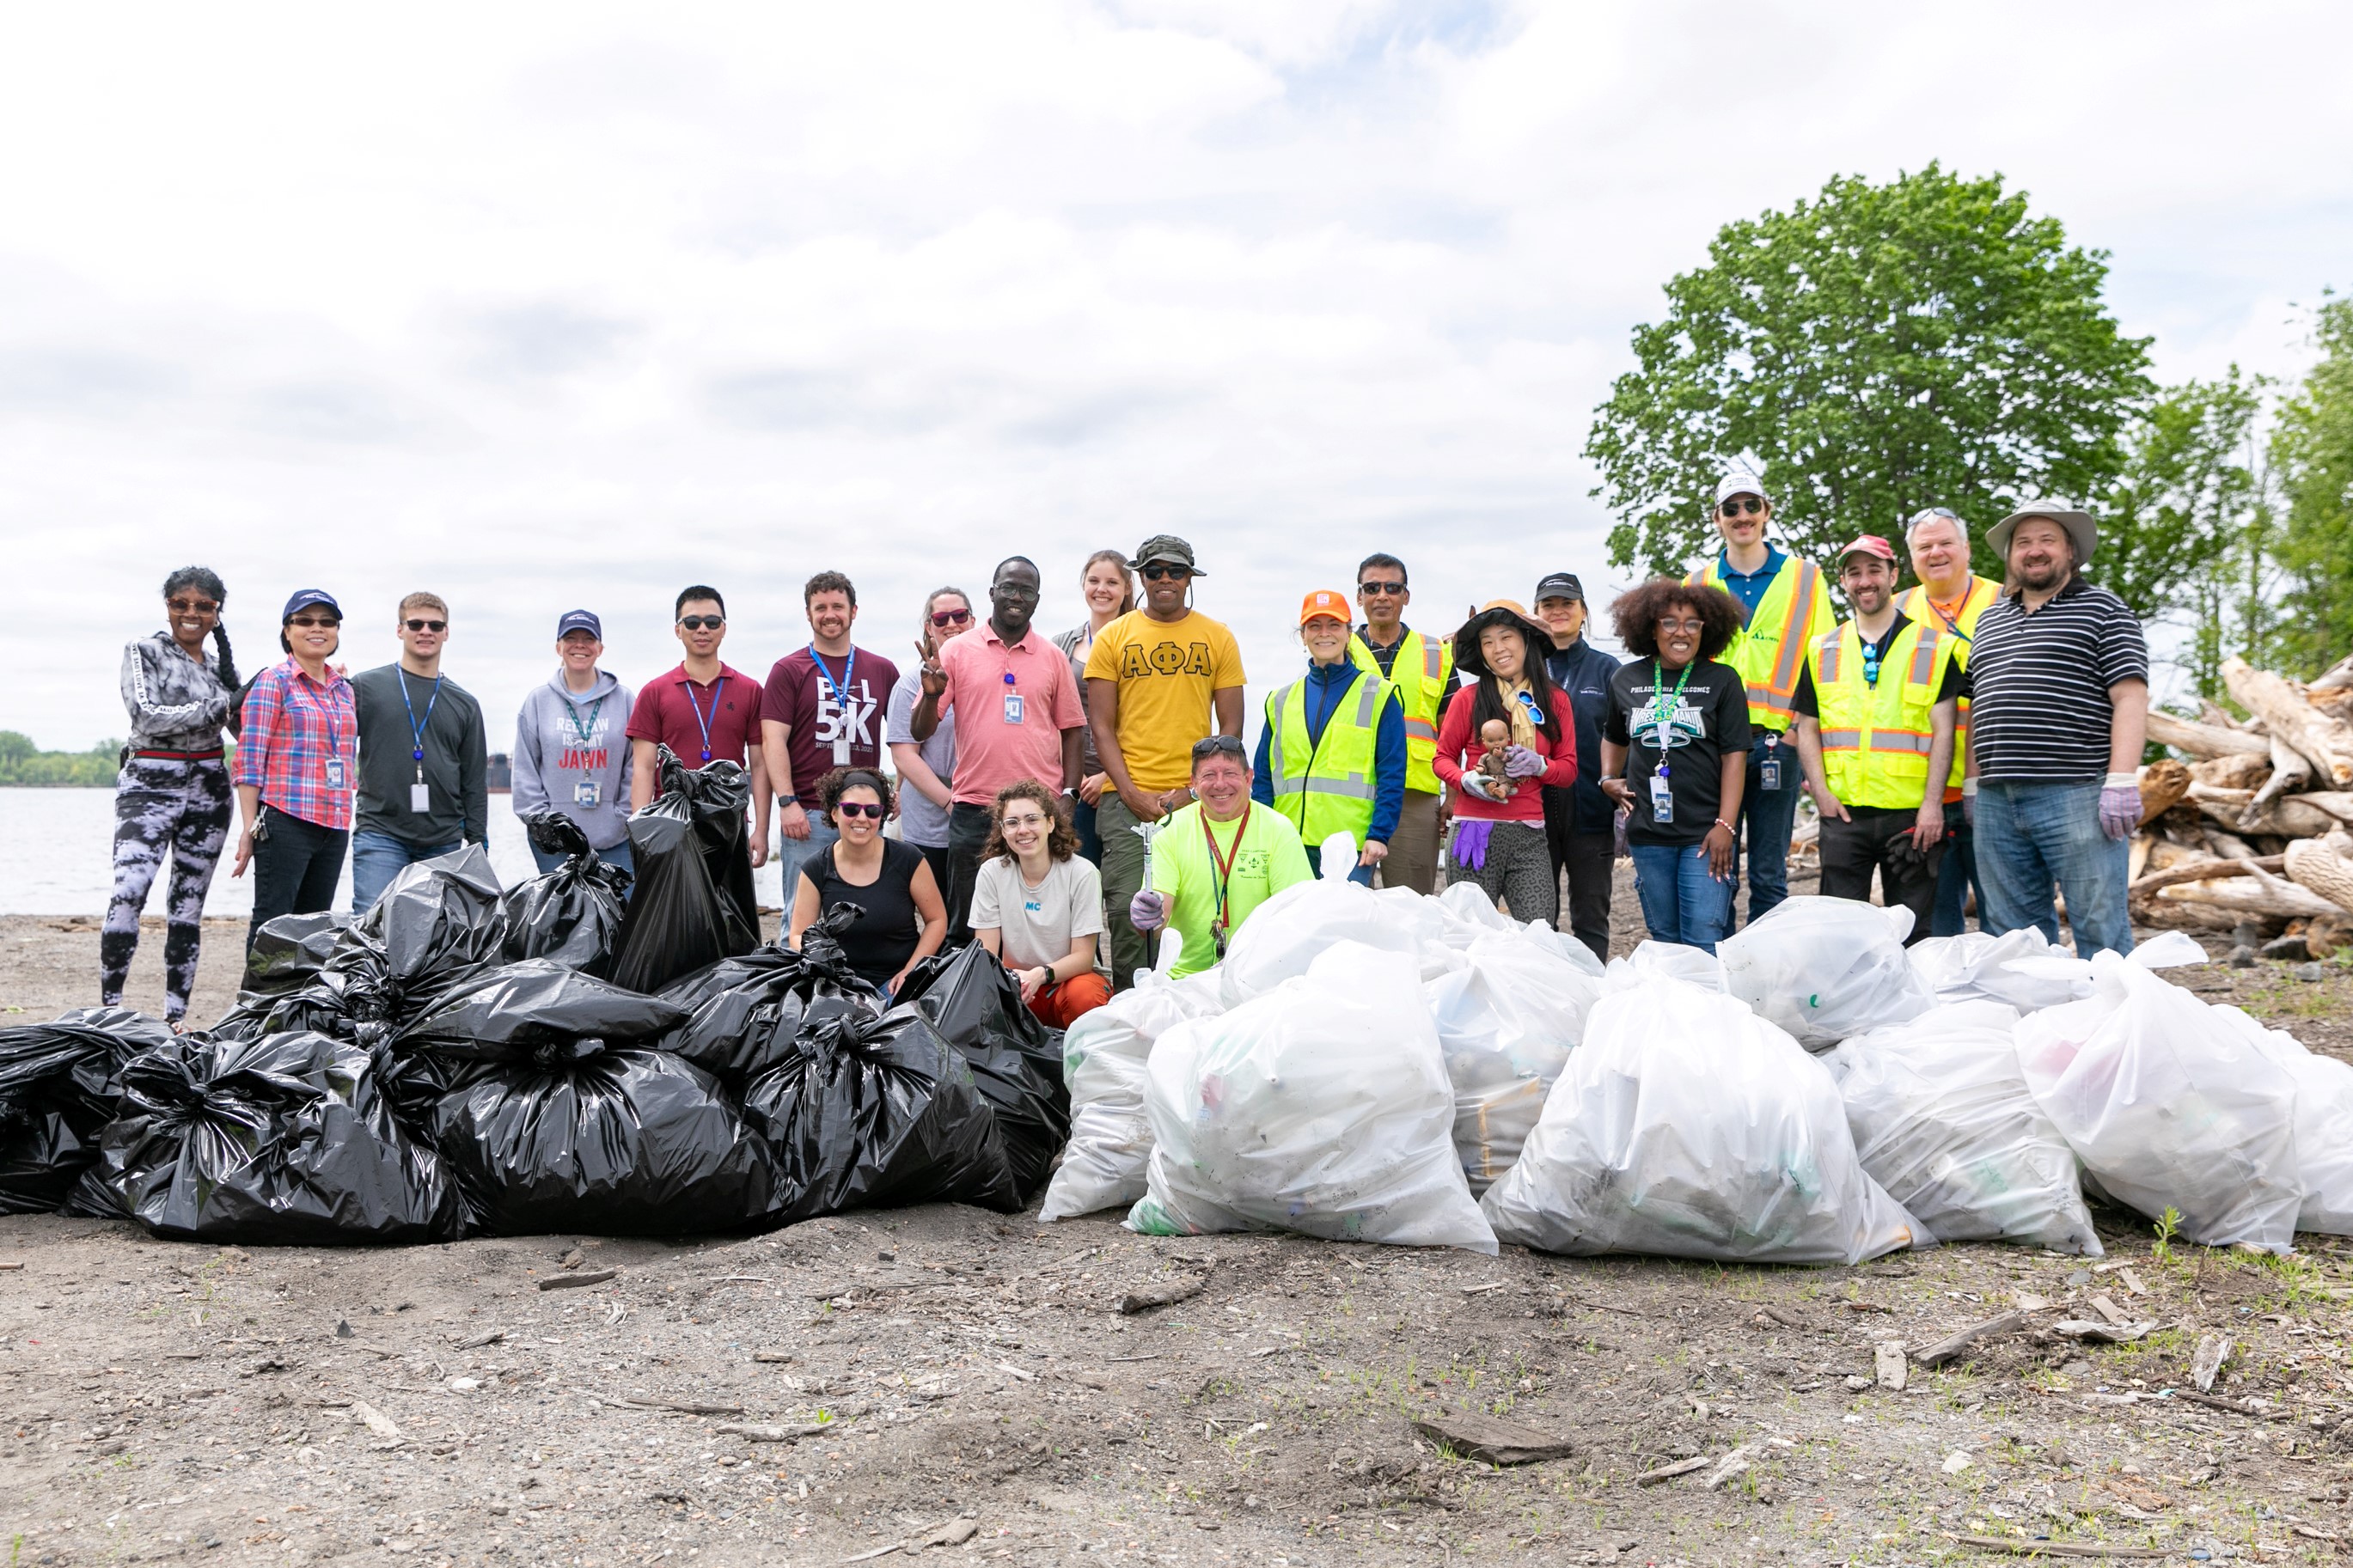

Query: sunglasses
left=404, top=619, right=447, bottom=633
left=834, top=800, right=885, bottom=820
left=677, top=615, right=724, bottom=631
left=1358, top=581, right=1406, bottom=596
left=1190, top=735, right=1246, bottom=761
left=930, top=608, right=973, bottom=627
left=288, top=614, right=340, bottom=629
left=1719, top=497, right=1764, bottom=517
left=1139, top=564, right=1192, bottom=581
left=167, top=597, right=220, bottom=614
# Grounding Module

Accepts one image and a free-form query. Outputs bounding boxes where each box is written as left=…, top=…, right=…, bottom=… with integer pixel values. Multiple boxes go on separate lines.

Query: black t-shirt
left=1604, top=658, right=1752, bottom=846
left=1790, top=613, right=1969, bottom=717
left=806, top=837, right=926, bottom=990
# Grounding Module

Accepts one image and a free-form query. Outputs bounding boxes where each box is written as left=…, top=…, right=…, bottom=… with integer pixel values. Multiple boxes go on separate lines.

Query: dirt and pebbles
left=7, top=873, right=2353, bottom=1568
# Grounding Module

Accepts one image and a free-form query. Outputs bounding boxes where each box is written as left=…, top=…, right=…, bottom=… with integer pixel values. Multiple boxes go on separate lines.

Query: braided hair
left=161, top=566, right=237, bottom=691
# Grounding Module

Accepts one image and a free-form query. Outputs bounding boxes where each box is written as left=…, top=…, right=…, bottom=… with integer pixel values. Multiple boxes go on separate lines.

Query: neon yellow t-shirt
left=1148, top=802, right=1313, bottom=978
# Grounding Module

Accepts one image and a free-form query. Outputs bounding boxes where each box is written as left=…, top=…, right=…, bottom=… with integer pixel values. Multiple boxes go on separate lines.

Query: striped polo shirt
left=1965, top=577, right=2149, bottom=783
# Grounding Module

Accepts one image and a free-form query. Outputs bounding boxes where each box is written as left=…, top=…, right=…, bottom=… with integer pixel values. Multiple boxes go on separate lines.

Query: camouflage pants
left=103, top=756, right=232, bottom=1020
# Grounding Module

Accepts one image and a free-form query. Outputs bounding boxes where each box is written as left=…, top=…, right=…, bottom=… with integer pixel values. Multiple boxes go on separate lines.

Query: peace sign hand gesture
left=914, top=632, right=948, bottom=699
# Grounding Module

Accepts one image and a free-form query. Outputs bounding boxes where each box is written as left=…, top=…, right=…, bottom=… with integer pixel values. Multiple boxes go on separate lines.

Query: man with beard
left=761, top=571, right=901, bottom=897
left=1961, top=504, right=2148, bottom=957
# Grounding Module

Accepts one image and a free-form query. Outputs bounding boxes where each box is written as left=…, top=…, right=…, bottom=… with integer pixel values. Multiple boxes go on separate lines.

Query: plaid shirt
left=233, top=659, right=358, bottom=829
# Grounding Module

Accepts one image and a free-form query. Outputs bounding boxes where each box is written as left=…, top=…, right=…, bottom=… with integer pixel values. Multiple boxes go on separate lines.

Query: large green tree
left=2099, top=369, right=2262, bottom=633
left=2274, top=296, right=2353, bottom=674
left=1586, top=165, right=2154, bottom=577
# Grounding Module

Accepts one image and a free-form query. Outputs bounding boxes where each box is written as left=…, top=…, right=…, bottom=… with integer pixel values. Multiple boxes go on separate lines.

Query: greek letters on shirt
left=1119, top=640, right=1217, bottom=679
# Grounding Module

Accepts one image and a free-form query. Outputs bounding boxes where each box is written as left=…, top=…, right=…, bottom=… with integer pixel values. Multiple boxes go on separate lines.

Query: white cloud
left=2, top=0, right=2349, bottom=748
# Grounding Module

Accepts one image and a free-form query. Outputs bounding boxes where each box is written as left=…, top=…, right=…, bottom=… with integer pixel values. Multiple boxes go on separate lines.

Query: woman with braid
left=102, top=567, right=241, bottom=1026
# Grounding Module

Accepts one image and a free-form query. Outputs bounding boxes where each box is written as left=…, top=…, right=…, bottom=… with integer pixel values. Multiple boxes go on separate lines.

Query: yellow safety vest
left=1807, top=619, right=1958, bottom=811
left=1896, top=577, right=2001, bottom=795
left=1688, top=554, right=1834, bottom=732
left=1348, top=627, right=1452, bottom=795
left=1263, top=668, right=1398, bottom=850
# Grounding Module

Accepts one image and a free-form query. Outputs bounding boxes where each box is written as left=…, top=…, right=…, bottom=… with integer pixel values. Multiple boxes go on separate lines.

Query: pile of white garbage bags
left=1720, top=897, right=1933, bottom=1051
left=1481, top=966, right=1924, bottom=1263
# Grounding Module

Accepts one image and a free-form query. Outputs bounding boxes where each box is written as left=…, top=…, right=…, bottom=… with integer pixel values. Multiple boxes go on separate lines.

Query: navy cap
left=1533, top=572, right=1584, bottom=604
left=556, top=609, right=603, bottom=640
left=281, top=589, right=340, bottom=621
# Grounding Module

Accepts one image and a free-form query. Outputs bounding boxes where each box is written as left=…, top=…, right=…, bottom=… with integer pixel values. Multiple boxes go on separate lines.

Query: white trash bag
left=1606, top=940, right=1727, bottom=992
left=2014, top=950, right=2301, bottom=1252
left=1038, top=931, right=1225, bottom=1223
left=1824, top=1001, right=2102, bottom=1254
left=1128, top=940, right=1495, bottom=1253
left=1427, top=930, right=1602, bottom=1193
left=1910, top=927, right=2207, bottom=1013
left=1215, top=835, right=1443, bottom=1007
left=1720, top=896, right=1933, bottom=1051
left=1481, top=973, right=1924, bottom=1263
left=2246, top=1028, right=2353, bottom=1235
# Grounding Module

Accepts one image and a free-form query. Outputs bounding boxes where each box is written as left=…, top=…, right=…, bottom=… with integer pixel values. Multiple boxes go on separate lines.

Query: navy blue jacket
left=1250, top=659, right=1407, bottom=845
left=1542, top=638, right=1623, bottom=837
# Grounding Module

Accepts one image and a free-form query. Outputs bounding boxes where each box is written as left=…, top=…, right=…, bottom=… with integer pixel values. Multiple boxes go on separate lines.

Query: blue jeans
left=772, top=818, right=840, bottom=906
left=1930, top=800, right=1979, bottom=937
left=1974, top=781, right=2133, bottom=958
left=1629, top=841, right=1736, bottom=953
left=351, top=829, right=465, bottom=913
left=1303, top=844, right=1376, bottom=888
left=1072, top=795, right=1103, bottom=867
left=527, top=839, right=635, bottom=879
left=1734, top=732, right=1800, bottom=926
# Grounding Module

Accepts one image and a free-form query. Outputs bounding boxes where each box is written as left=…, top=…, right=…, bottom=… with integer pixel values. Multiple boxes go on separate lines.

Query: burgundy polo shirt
left=626, top=662, right=765, bottom=770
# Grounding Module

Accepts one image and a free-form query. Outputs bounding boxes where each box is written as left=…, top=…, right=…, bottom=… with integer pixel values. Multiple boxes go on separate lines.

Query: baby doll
left=1476, top=717, right=1519, bottom=800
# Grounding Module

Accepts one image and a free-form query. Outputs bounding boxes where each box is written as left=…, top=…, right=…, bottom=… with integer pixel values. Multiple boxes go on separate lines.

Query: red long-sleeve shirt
left=1432, top=686, right=1579, bottom=824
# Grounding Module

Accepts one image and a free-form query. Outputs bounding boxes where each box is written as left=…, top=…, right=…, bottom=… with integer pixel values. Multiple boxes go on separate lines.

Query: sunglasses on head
left=1358, top=580, right=1405, bottom=596
left=677, top=614, right=724, bottom=631
left=167, top=597, right=220, bottom=614
left=930, top=607, right=972, bottom=627
left=1190, top=735, right=1246, bottom=761
left=404, top=619, right=446, bottom=633
left=1139, top=564, right=1191, bottom=581
left=288, top=613, right=339, bottom=630
left=834, top=800, right=885, bottom=820
left=1720, top=497, right=1764, bottom=517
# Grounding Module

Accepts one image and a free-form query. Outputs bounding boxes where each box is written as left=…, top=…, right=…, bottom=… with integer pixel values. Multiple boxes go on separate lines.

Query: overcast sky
left=5, top=1, right=2350, bottom=751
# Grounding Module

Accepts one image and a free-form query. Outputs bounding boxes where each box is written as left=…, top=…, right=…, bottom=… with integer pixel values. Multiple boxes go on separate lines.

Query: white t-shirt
left=969, top=854, right=1106, bottom=973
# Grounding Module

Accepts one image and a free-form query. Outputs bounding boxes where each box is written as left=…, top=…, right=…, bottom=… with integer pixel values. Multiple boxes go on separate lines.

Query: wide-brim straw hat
left=1452, top=599, right=1552, bottom=680
left=1987, top=502, right=2097, bottom=564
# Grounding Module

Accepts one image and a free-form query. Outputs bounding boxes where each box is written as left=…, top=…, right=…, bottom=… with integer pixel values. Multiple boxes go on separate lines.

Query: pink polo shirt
left=936, top=623, right=1085, bottom=805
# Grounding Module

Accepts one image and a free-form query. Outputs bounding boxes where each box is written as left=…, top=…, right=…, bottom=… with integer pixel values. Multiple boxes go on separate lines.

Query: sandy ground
left=8, top=868, right=2353, bottom=1568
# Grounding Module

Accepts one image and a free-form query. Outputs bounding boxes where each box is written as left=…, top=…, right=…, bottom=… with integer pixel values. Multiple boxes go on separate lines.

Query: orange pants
left=1014, top=967, right=1112, bottom=1029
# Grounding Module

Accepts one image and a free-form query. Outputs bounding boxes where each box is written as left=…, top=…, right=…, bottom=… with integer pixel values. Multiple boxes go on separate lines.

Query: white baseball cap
left=1714, top=468, right=1770, bottom=508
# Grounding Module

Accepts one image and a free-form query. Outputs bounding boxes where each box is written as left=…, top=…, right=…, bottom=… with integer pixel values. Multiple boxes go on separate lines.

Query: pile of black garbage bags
left=0, top=747, right=1067, bottom=1245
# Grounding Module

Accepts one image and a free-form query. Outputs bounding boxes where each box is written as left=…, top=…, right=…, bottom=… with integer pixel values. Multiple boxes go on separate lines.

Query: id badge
left=324, top=755, right=345, bottom=790
left=573, top=779, right=601, bottom=807
left=1002, top=692, right=1025, bottom=725
left=832, top=735, right=852, bottom=766
left=410, top=782, right=432, bottom=813
left=1648, top=772, right=1674, bottom=826
left=1759, top=735, right=1784, bottom=792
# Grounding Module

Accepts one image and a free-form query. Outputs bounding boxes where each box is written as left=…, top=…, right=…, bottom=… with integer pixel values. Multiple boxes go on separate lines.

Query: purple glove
left=2098, top=783, right=2142, bottom=842
left=1503, top=744, right=1546, bottom=779
left=1128, top=889, right=1168, bottom=933
left=1452, top=820, right=1494, bottom=870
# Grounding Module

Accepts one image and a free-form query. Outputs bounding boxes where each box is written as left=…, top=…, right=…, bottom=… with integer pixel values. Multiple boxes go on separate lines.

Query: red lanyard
left=1201, top=804, right=1251, bottom=936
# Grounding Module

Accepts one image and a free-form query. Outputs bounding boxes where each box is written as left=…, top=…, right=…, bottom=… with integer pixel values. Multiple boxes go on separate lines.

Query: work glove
left=2098, top=780, right=2142, bottom=842
left=1502, top=744, right=1547, bottom=779
left=1457, top=772, right=1499, bottom=803
left=1128, top=889, right=1168, bottom=934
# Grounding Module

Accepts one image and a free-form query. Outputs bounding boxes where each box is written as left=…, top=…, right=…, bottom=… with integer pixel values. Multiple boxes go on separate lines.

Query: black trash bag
left=347, top=843, right=509, bottom=992
left=0, top=1008, right=173, bottom=1215
left=890, top=943, right=1070, bottom=1204
left=501, top=814, right=632, bottom=974
left=608, top=747, right=759, bottom=994
left=87, top=1029, right=463, bottom=1244
left=431, top=1040, right=776, bottom=1235
left=743, top=1007, right=1020, bottom=1222
left=398, top=959, right=689, bottom=1059
left=241, top=912, right=347, bottom=998
left=657, top=907, right=882, bottom=1086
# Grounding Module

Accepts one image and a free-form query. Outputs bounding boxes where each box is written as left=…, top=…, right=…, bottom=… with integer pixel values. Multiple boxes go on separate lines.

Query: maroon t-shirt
left=762, top=645, right=901, bottom=807
left=626, top=663, right=765, bottom=770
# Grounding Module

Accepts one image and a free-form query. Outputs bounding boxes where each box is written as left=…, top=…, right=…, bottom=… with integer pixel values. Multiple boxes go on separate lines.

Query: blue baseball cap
left=556, top=609, right=603, bottom=640
left=281, top=589, right=340, bottom=621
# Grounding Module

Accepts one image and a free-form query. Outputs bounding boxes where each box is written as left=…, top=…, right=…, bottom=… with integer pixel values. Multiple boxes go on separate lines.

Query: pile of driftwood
left=2134, top=655, right=2353, bottom=955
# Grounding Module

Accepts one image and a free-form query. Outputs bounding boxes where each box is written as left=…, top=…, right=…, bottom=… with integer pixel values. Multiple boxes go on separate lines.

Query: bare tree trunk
left=2223, top=656, right=2353, bottom=787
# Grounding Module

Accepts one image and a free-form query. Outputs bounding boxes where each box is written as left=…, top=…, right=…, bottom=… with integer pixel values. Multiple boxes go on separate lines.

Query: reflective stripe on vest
left=1808, top=619, right=1952, bottom=810
left=1896, top=577, right=1999, bottom=792
left=1689, top=555, right=1825, bottom=729
left=1350, top=628, right=1450, bottom=794
left=1265, top=669, right=1392, bottom=845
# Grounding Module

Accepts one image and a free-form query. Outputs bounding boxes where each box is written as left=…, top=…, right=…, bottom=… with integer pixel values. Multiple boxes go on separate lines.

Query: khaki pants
left=1378, top=788, right=1443, bottom=896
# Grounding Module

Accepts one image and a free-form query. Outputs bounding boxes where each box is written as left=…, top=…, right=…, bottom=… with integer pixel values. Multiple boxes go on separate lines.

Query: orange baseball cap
left=1298, top=589, right=1353, bottom=626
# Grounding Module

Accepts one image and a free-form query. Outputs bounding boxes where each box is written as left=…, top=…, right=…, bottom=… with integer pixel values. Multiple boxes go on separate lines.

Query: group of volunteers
left=101, top=478, right=2148, bottom=1028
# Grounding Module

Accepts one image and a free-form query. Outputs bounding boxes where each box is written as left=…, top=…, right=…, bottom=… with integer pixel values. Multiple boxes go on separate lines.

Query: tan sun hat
left=1987, top=502, right=2097, bottom=564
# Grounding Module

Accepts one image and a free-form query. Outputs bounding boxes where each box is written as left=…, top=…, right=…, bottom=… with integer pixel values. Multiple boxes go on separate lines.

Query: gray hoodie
left=512, top=668, right=634, bottom=850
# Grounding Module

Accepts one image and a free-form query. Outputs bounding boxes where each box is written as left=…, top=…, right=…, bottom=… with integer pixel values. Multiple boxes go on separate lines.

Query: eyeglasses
left=1719, top=497, right=1764, bottom=517
left=1358, top=580, right=1405, bottom=596
left=1656, top=617, right=1703, bottom=634
left=834, top=800, right=884, bottom=820
left=288, top=614, right=339, bottom=629
left=1190, top=735, right=1246, bottom=761
left=677, top=615, right=724, bottom=631
left=167, top=597, right=220, bottom=614
left=1000, top=811, right=1049, bottom=831
left=1139, top=564, right=1191, bottom=581
left=930, top=608, right=973, bottom=627
left=404, top=619, right=447, bottom=633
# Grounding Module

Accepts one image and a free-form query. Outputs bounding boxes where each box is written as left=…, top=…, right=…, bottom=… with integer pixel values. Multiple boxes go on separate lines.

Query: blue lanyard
left=810, top=644, right=857, bottom=714
left=396, top=668, right=443, bottom=775
left=682, top=675, right=726, bottom=763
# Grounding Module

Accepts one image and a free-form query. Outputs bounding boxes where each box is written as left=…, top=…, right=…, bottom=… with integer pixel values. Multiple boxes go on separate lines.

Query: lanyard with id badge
left=566, top=693, right=606, bottom=805
left=810, top=647, right=858, bottom=766
left=397, top=668, right=442, bottom=813
left=1001, top=667, right=1024, bottom=726
left=1644, top=659, right=1693, bottom=826
left=1202, top=803, right=1252, bottom=960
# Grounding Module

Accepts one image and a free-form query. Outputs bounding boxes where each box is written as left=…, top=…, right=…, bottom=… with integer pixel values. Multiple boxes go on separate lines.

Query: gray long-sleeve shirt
left=511, top=668, right=635, bottom=850
left=352, top=663, right=488, bottom=846
left=119, top=632, right=233, bottom=752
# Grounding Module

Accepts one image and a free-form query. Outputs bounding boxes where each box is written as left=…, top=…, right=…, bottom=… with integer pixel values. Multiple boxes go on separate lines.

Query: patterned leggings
left=1449, top=819, right=1559, bottom=929
left=102, top=757, right=233, bottom=1020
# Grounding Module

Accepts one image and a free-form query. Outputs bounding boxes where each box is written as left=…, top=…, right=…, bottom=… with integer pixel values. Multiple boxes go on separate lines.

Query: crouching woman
left=970, top=779, right=1112, bottom=1028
